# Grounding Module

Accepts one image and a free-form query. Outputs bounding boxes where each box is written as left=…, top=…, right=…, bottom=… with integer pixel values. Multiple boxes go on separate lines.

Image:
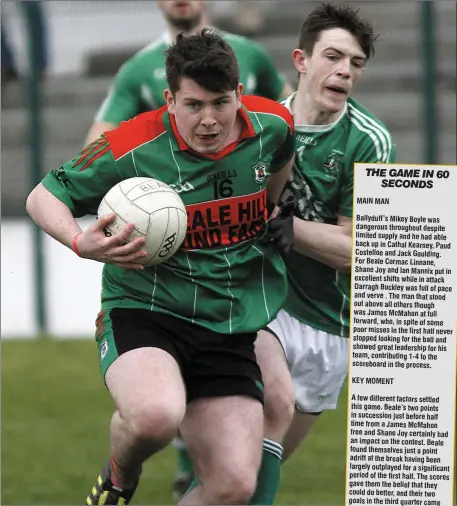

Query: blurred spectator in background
left=84, top=0, right=293, bottom=145
left=1, top=22, right=19, bottom=82
left=233, top=1, right=265, bottom=35
left=1, top=0, right=48, bottom=83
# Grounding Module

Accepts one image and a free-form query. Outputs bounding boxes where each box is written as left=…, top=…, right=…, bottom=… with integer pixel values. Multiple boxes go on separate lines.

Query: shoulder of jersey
left=347, top=97, right=392, bottom=138
left=121, top=37, right=167, bottom=71
left=242, top=95, right=294, bottom=132
left=104, top=107, right=168, bottom=160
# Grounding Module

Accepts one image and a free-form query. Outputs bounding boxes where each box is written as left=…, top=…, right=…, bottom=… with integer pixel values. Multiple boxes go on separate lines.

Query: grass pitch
left=1, top=339, right=348, bottom=505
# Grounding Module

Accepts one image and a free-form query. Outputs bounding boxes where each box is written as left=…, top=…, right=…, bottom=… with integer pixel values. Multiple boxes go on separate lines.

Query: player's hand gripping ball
left=97, top=177, right=188, bottom=266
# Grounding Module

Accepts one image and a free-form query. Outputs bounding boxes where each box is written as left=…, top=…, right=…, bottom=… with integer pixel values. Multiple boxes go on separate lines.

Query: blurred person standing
left=232, top=1, right=265, bottom=35
left=1, top=1, right=48, bottom=83
left=1, top=23, right=18, bottom=82
left=85, top=0, right=293, bottom=145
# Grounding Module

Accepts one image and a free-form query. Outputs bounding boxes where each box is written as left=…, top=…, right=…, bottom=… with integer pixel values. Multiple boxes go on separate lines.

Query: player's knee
left=208, top=468, right=257, bottom=504
left=128, top=401, right=184, bottom=443
left=263, top=375, right=295, bottom=437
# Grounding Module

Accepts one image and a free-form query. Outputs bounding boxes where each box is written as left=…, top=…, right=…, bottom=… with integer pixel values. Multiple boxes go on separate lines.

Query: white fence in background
left=1, top=217, right=103, bottom=338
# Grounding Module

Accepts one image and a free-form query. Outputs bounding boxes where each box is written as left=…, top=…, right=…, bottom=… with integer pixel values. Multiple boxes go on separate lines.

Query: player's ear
left=164, top=89, right=175, bottom=114
left=292, top=49, right=307, bottom=75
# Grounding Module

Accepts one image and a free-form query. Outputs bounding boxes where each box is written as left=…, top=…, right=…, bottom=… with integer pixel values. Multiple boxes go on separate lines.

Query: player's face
left=158, top=1, right=204, bottom=31
left=293, top=28, right=366, bottom=113
left=165, top=78, right=242, bottom=154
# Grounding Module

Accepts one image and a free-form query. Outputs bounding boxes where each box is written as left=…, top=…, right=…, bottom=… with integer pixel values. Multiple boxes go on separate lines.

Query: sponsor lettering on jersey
left=296, top=134, right=317, bottom=146
left=169, top=181, right=195, bottom=193
left=207, top=170, right=237, bottom=183
left=182, top=189, right=267, bottom=250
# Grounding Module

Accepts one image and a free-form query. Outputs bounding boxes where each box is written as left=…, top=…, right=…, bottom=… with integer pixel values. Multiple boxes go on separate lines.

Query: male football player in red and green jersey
left=84, top=1, right=293, bottom=496
left=254, top=2, right=397, bottom=493
left=85, top=0, right=293, bottom=145
left=26, top=29, right=296, bottom=506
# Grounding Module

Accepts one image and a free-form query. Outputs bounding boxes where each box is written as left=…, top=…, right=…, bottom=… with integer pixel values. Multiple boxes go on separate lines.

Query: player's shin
left=178, top=439, right=284, bottom=505
left=248, top=439, right=283, bottom=505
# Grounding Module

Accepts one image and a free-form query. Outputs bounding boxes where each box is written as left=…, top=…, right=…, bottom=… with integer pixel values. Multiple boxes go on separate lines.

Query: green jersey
left=95, top=30, right=287, bottom=125
left=280, top=93, right=396, bottom=338
left=43, top=96, right=295, bottom=335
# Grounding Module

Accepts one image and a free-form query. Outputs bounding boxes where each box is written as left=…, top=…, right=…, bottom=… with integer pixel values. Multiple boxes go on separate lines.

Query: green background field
left=2, top=339, right=348, bottom=505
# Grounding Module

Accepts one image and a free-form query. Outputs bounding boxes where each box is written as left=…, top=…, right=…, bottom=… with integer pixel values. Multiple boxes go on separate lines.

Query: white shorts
left=267, top=309, right=349, bottom=413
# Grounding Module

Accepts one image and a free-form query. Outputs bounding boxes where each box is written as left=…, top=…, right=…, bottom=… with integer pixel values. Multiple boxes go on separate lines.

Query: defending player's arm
left=26, top=135, right=147, bottom=268
left=267, top=155, right=294, bottom=205
left=84, top=61, right=141, bottom=145
left=293, top=215, right=352, bottom=271
left=266, top=110, right=296, bottom=204
left=293, top=136, right=396, bottom=272
left=265, top=112, right=296, bottom=255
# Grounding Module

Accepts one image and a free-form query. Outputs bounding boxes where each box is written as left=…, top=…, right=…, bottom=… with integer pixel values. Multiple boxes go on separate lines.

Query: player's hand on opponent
left=73, top=213, right=147, bottom=270
left=267, top=196, right=296, bottom=256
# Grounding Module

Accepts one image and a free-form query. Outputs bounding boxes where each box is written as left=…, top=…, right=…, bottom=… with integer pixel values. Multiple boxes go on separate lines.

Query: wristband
left=72, top=232, right=82, bottom=257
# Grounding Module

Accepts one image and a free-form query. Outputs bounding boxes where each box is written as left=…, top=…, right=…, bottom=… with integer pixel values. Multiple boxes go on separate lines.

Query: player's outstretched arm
left=293, top=214, right=352, bottom=272
left=295, top=135, right=395, bottom=271
left=265, top=156, right=296, bottom=256
left=26, top=183, right=83, bottom=248
left=26, top=183, right=147, bottom=270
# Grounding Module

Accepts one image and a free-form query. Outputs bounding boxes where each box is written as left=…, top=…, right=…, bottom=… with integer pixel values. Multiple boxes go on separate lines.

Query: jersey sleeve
left=93, top=60, right=141, bottom=125
left=338, top=132, right=396, bottom=216
left=41, top=136, right=123, bottom=217
left=270, top=114, right=296, bottom=173
left=252, top=43, right=287, bottom=100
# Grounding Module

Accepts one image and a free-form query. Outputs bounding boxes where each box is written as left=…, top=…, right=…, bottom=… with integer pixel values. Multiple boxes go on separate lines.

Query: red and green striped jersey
left=42, top=96, right=295, bottom=334
left=94, top=29, right=287, bottom=124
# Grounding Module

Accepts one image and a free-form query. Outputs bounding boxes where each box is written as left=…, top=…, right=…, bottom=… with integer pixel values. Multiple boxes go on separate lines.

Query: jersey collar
left=164, top=104, right=257, bottom=160
left=284, top=91, right=348, bottom=133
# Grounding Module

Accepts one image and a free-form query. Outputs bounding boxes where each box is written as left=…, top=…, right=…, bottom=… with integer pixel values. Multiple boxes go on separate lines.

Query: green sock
left=249, top=439, right=283, bottom=505
left=173, top=437, right=195, bottom=476
left=179, top=438, right=284, bottom=504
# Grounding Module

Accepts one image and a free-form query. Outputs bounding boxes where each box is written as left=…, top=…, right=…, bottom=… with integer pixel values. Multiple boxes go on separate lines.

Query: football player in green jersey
left=254, top=0, right=397, bottom=488
left=85, top=0, right=293, bottom=145
left=26, top=29, right=296, bottom=506
left=84, top=0, right=293, bottom=496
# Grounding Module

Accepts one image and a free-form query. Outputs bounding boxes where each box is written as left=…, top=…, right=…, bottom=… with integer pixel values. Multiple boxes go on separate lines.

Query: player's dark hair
left=298, top=3, right=378, bottom=59
left=165, top=28, right=240, bottom=94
